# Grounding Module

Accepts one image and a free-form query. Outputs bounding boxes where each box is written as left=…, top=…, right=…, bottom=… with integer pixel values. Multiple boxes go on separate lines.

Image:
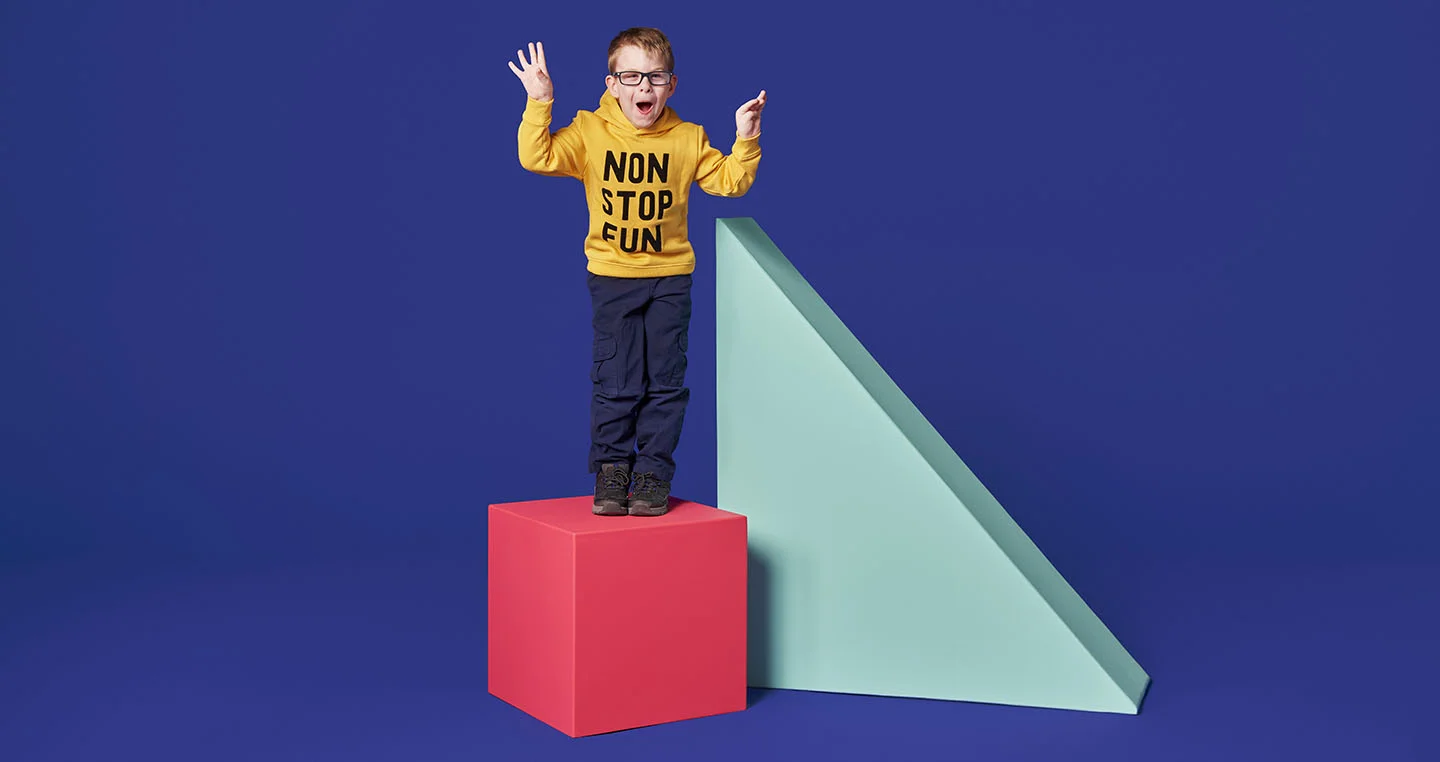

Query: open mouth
left=636, top=100, right=655, bottom=117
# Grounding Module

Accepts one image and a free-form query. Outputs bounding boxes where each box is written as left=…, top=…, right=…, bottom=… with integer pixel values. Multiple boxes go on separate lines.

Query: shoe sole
left=593, top=501, right=628, bottom=516
left=628, top=500, right=669, bottom=517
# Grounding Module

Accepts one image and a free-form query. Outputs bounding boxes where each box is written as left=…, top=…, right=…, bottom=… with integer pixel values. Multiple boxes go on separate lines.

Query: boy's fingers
left=528, top=42, right=537, bottom=66
left=508, top=61, right=522, bottom=77
left=537, top=41, right=547, bottom=69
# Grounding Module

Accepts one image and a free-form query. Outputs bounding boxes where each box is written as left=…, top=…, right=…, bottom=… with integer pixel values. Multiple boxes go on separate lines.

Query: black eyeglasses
left=611, top=70, right=674, bottom=86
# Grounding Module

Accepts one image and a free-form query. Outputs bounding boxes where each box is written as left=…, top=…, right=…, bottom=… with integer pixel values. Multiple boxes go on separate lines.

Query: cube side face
left=488, top=506, right=576, bottom=735
left=572, top=516, right=748, bottom=736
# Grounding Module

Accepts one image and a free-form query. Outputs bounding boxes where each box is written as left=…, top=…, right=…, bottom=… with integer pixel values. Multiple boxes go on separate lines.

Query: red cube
left=487, top=496, right=748, bottom=736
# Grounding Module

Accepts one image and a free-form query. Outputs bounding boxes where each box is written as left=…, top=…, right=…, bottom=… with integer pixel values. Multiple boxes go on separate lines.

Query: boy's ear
left=605, top=74, right=619, bottom=98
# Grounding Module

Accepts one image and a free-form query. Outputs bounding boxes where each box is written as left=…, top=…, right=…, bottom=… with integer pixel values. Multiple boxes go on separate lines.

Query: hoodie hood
left=596, top=90, right=681, bottom=136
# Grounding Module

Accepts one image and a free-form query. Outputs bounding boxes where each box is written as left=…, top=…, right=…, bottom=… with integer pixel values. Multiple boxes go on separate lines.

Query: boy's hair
left=607, top=27, right=674, bottom=73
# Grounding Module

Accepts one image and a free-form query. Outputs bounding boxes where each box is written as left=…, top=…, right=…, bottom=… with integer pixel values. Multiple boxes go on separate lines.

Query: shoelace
left=602, top=468, right=630, bottom=491
left=632, top=472, right=667, bottom=496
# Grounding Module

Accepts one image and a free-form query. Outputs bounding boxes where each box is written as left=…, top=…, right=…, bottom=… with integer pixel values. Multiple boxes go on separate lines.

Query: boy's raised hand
left=736, top=90, right=767, bottom=139
left=508, top=41, right=553, bottom=103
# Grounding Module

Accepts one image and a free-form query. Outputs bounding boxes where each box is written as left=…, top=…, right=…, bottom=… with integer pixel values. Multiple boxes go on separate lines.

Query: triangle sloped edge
left=716, top=217, right=1150, bottom=713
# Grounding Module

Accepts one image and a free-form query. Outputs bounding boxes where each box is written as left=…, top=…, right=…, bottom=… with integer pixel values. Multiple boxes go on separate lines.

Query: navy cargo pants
left=587, top=272, right=692, bottom=482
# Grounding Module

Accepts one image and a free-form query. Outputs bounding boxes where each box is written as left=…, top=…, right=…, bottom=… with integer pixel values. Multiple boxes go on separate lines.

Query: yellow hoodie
left=518, top=92, right=760, bottom=277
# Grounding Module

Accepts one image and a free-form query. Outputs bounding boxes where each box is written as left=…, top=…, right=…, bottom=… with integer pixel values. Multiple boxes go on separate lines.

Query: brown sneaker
left=628, top=471, right=671, bottom=516
left=592, top=463, right=630, bottom=516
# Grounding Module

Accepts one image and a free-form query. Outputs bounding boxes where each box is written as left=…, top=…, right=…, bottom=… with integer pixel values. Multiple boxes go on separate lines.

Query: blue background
left=3, top=1, right=1436, bottom=759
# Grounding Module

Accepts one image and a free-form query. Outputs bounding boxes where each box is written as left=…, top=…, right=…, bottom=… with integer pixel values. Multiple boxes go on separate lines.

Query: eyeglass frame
left=609, top=70, right=675, bottom=87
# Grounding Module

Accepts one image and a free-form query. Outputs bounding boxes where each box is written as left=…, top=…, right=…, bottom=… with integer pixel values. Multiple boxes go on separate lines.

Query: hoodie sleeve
left=517, top=98, right=586, bottom=179
left=694, top=128, right=760, bottom=198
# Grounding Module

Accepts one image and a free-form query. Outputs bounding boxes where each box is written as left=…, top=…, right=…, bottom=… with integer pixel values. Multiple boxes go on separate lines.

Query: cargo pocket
left=591, top=336, right=617, bottom=394
left=667, top=332, right=689, bottom=386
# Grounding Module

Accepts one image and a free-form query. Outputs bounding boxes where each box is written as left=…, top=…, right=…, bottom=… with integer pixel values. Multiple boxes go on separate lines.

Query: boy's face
left=605, top=45, right=676, bottom=129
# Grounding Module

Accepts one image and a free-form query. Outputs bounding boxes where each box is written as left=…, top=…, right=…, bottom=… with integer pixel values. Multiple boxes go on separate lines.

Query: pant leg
left=633, top=274, right=693, bottom=481
left=587, top=273, right=650, bottom=473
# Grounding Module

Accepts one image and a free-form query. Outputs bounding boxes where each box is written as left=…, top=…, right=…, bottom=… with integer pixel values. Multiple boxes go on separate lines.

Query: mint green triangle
left=716, top=218, right=1150, bottom=713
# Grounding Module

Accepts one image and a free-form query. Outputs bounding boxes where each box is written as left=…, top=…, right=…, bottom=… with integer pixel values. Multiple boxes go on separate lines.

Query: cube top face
left=489, top=496, right=743, bottom=536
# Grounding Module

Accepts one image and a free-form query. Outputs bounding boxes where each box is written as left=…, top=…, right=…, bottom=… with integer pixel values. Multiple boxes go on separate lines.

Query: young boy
left=509, top=28, right=765, bottom=517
